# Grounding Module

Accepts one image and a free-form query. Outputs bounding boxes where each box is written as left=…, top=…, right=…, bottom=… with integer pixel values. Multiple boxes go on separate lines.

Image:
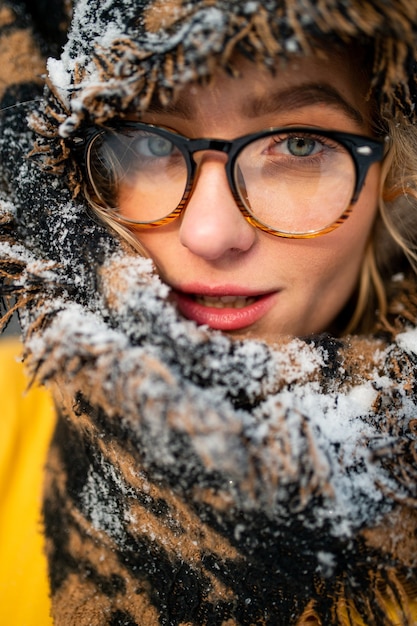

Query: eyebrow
left=242, top=83, right=364, bottom=125
left=146, top=95, right=194, bottom=120
left=146, top=82, right=364, bottom=126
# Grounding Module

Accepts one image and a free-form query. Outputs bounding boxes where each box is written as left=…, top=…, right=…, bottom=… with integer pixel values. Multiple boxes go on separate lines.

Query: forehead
left=144, top=51, right=371, bottom=128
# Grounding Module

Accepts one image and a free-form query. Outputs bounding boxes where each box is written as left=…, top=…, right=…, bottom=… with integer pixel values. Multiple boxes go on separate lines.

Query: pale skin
left=121, top=53, right=382, bottom=341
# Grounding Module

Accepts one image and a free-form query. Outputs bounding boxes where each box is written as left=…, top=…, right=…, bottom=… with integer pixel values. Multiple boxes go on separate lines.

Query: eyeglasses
left=76, top=122, right=385, bottom=238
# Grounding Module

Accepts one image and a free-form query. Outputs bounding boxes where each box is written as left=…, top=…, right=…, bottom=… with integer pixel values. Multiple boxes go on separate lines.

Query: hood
left=50, top=0, right=417, bottom=118
left=2, top=1, right=417, bottom=623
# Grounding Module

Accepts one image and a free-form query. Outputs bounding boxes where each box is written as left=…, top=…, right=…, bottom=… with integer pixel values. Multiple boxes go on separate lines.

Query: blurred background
left=3, top=314, right=20, bottom=336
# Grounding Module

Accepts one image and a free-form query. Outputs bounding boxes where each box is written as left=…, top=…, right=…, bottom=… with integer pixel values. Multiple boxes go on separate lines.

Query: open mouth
left=172, top=289, right=276, bottom=331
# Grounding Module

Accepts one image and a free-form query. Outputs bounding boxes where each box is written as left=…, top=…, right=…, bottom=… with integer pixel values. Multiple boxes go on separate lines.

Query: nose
left=179, top=152, right=256, bottom=260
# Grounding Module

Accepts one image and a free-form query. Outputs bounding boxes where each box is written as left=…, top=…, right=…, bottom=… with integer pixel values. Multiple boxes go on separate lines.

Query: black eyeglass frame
left=74, top=122, right=386, bottom=239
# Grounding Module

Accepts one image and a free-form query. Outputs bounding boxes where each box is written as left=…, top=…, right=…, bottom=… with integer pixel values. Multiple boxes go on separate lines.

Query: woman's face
left=121, top=53, right=381, bottom=341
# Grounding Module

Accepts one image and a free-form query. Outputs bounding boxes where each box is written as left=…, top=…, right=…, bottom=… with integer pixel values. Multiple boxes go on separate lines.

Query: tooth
left=194, top=295, right=256, bottom=309
left=220, top=296, right=239, bottom=304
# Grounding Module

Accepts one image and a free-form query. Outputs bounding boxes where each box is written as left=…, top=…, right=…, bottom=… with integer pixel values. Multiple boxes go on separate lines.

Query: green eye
left=287, top=136, right=318, bottom=157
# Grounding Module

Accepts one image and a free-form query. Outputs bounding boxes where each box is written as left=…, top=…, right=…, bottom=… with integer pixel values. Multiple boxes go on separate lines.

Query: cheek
left=324, top=203, right=378, bottom=295
left=129, top=223, right=183, bottom=274
left=286, top=171, right=380, bottom=331
left=323, top=164, right=380, bottom=278
left=277, top=241, right=363, bottom=335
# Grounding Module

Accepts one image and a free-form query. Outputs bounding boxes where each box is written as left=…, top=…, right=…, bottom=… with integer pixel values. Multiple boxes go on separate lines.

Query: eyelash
left=270, top=133, right=338, bottom=153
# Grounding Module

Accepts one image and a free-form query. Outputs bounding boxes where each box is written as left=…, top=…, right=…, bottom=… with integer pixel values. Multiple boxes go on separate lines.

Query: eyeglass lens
left=87, top=127, right=356, bottom=234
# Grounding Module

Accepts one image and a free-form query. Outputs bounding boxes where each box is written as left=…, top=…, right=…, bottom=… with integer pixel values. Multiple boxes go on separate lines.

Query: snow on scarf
left=1, top=0, right=417, bottom=624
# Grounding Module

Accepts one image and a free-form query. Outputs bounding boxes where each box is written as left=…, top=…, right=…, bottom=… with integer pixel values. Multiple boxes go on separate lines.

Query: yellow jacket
left=0, top=338, right=54, bottom=625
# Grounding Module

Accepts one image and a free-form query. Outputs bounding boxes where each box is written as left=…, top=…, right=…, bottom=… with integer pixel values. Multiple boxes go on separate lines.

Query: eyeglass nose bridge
left=186, top=137, right=234, bottom=158
left=179, top=137, right=242, bottom=209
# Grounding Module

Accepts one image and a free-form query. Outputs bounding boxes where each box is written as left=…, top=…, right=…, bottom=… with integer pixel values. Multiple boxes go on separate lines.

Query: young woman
left=1, top=0, right=417, bottom=624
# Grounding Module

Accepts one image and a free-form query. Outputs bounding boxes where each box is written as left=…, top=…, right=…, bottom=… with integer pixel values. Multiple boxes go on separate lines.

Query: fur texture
left=1, top=1, right=417, bottom=624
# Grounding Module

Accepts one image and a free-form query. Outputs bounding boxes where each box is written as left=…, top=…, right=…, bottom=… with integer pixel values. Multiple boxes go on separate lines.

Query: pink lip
left=171, top=286, right=278, bottom=331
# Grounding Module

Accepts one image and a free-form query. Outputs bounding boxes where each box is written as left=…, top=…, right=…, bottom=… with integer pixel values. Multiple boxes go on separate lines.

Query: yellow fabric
left=0, top=337, right=55, bottom=625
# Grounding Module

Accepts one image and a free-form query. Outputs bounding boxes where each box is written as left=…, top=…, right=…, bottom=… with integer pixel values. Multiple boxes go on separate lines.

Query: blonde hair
left=347, top=120, right=417, bottom=334
left=84, top=186, right=149, bottom=257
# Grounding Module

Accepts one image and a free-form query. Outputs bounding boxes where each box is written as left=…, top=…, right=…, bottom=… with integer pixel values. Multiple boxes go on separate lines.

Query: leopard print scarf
left=1, top=1, right=417, bottom=624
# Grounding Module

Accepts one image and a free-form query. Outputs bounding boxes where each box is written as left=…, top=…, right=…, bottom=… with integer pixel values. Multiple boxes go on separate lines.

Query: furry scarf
left=1, top=1, right=417, bottom=624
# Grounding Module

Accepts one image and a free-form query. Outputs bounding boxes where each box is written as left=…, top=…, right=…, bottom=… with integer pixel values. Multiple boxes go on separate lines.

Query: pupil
left=288, top=137, right=315, bottom=156
left=149, top=136, right=173, bottom=156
